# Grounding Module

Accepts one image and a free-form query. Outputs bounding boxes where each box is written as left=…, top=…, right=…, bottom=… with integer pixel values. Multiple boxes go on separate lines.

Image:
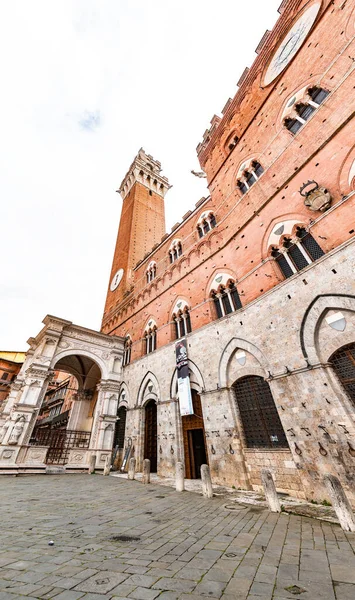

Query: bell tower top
left=118, top=148, right=171, bottom=200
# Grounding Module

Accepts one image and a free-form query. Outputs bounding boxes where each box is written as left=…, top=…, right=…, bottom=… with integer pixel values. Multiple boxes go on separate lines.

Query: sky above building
left=1, top=0, right=281, bottom=349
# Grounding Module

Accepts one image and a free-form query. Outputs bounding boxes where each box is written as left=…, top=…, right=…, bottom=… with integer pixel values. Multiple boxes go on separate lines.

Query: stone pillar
left=128, top=457, right=136, bottom=480
left=90, top=381, right=120, bottom=462
left=176, top=462, right=185, bottom=492
left=142, top=458, right=150, bottom=484
left=200, top=388, right=251, bottom=489
left=0, top=363, right=52, bottom=469
left=157, top=400, right=179, bottom=477
left=103, top=454, right=111, bottom=476
left=88, top=454, right=96, bottom=474
left=324, top=474, right=355, bottom=532
left=201, top=464, right=213, bottom=498
left=261, top=468, right=281, bottom=513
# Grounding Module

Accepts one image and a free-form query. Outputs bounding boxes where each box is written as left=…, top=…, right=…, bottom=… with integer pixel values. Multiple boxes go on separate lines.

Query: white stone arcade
left=0, top=315, right=124, bottom=473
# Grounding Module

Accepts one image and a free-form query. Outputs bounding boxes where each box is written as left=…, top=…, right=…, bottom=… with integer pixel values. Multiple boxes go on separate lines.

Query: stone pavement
left=0, top=475, right=355, bottom=600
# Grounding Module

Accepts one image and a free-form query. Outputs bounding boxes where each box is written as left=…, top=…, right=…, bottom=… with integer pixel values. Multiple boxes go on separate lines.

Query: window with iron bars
left=272, top=227, right=324, bottom=279
left=233, top=375, right=288, bottom=448
left=329, top=343, right=355, bottom=406
left=212, top=282, right=242, bottom=319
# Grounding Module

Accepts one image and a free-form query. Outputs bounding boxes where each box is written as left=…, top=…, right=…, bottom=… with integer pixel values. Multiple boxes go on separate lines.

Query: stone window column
left=283, top=251, right=298, bottom=274
left=216, top=293, right=226, bottom=317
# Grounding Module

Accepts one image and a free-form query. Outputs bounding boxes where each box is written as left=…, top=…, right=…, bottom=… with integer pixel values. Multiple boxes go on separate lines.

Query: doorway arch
left=144, top=399, right=157, bottom=472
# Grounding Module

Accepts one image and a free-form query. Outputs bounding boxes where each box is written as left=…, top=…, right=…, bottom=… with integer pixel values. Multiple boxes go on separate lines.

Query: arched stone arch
left=170, top=359, right=205, bottom=399
left=300, top=294, right=355, bottom=364
left=51, top=349, right=107, bottom=381
left=118, top=382, right=129, bottom=407
left=261, top=214, right=308, bottom=258
left=219, top=338, right=270, bottom=388
left=137, top=371, right=160, bottom=407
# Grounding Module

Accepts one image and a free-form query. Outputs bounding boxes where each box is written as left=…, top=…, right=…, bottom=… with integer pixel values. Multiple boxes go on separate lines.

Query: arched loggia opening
left=30, top=354, right=102, bottom=465
left=144, top=400, right=157, bottom=472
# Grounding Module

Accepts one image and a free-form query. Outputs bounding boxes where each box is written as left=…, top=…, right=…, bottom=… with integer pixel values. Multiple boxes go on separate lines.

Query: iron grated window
left=300, top=233, right=325, bottom=261
left=276, top=253, right=293, bottom=278
left=233, top=376, right=288, bottom=448
left=287, top=244, right=309, bottom=271
left=330, top=344, right=355, bottom=406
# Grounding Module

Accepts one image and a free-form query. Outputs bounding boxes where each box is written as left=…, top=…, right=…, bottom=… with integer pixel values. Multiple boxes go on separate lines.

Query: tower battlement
left=118, top=148, right=171, bottom=200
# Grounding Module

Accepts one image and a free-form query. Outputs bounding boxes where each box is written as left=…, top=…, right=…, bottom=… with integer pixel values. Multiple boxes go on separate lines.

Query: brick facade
left=100, top=0, right=355, bottom=502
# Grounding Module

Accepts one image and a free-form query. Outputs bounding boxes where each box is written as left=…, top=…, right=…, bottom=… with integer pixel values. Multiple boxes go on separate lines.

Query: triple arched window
left=173, top=307, right=192, bottom=339
left=284, top=87, right=329, bottom=134
left=272, top=227, right=325, bottom=279
left=146, top=261, right=157, bottom=283
left=122, top=336, right=132, bottom=367
left=144, top=325, right=157, bottom=354
left=211, top=281, right=242, bottom=319
left=197, top=213, right=217, bottom=238
left=237, top=161, right=264, bottom=195
left=169, top=240, right=182, bottom=263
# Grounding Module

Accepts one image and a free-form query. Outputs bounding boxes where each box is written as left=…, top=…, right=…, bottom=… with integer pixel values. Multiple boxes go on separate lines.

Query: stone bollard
left=88, top=454, right=96, bottom=475
left=201, top=464, right=213, bottom=498
left=176, top=462, right=185, bottom=492
left=103, top=455, right=111, bottom=476
left=261, top=468, right=281, bottom=513
left=142, top=459, right=150, bottom=484
left=324, top=474, right=355, bottom=532
left=128, top=457, right=136, bottom=480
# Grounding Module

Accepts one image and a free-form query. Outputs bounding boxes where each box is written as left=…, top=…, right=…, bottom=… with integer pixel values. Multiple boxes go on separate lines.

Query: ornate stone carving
left=299, top=180, right=332, bottom=212
left=8, top=417, right=25, bottom=445
left=1, top=449, right=15, bottom=460
left=0, top=420, right=11, bottom=444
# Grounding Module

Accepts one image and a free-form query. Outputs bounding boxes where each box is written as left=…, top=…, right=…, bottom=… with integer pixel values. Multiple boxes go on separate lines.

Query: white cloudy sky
left=0, top=0, right=280, bottom=349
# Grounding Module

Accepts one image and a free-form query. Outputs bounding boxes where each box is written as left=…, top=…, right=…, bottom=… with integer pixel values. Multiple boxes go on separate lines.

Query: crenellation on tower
left=118, top=148, right=171, bottom=201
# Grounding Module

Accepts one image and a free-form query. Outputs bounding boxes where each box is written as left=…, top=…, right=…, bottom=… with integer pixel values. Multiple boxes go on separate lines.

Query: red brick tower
left=103, top=149, right=171, bottom=320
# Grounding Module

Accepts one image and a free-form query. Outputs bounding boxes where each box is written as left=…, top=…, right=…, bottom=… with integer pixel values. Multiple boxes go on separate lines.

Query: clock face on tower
left=263, top=2, right=321, bottom=87
left=110, top=268, right=124, bottom=291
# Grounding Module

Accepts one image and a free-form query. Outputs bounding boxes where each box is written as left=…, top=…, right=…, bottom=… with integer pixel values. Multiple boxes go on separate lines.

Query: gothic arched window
left=233, top=375, right=288, bottom=448
left=211, top=281, right=242, bottom=319
left=284, top=87, right=329, bottom=134
left=146, top=261, right=157, bottom=283
left=197, top=212, right=217, bottom=238
left=173, top=307, right=192, bottom=339
left=272, top=227, right=324, bottom=279
left=122, top=336, right=132, bottom=367
left=329, top=344, right=355, bottom=406
left=237, top=160, right=264, bottom=195
left=169, top=240, right=183, bottom=263
left=144, top=325, right=157, bottom=354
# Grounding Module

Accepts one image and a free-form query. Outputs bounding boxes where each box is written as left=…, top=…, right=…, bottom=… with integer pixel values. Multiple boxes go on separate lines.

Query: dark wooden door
left=182, top=390, right=208, bottom=479
left=188, top=429, right=207, bottom=479
left=144, top=400, right=157, bottom=472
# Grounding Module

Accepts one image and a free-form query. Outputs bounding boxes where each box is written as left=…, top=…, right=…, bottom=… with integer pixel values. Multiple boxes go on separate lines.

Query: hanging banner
left=175, top=339, right=193, bottom=416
